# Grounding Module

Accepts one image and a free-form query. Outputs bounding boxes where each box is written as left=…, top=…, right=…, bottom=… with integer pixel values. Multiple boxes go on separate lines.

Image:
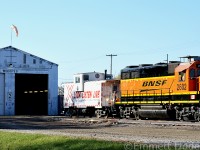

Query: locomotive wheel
left=65, top=109, right=73, bottom=118
left=176, top=111, right=182, bottom=121
left=105, top=109, right=110, bottom=119
left=178, top=116, right=182, bottom=121
left=96, top=114, right=101, bottom=118
left=95, top=110, right=101, bottom=118
left=135, top=112, right=140, bottom=120
left=194, top=113, right=200, bottom=122
left=131, top=110, right=139, bottom=120
left=119, top=110, right=125, bottom=119
left=182, top=116, right=189, bottom=121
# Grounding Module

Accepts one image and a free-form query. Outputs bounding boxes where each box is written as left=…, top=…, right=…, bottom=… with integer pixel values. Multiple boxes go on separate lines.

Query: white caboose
left=63, top=72, right=120, bottom=117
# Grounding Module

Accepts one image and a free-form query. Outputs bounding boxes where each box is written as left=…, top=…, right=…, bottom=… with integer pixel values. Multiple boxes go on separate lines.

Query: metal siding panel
left=0, top=74, right=5, bottom=115
left=5, top=73, right=15, bottom=115
left=48, top=66, right=58, bottom=115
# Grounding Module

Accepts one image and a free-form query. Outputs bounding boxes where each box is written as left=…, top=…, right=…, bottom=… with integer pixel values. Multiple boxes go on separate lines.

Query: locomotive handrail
left=122, top=89, right=170, bottom=96
left=121, top=87, right=173, bottom=104
left=121, top=88, right=173, bottom=96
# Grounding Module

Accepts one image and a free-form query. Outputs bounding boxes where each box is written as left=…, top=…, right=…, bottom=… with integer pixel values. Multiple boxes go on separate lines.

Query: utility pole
left=106, top=54, right=117, bottom=75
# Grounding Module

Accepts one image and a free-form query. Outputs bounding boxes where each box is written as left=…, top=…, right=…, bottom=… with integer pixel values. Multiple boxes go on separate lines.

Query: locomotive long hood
left=120, top=76, right=174, bottom=96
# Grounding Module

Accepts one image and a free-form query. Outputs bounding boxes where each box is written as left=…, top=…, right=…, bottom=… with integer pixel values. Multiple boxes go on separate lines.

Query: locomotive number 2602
left=177, top=83, right=186, bottom=90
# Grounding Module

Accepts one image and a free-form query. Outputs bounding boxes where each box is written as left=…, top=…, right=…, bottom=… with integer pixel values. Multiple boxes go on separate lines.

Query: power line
left=106, top=54, right=117, bottom=75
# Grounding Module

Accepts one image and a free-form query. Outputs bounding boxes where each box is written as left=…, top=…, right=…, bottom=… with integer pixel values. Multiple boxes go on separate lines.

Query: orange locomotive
left=116, top=56, right=200, bottom=121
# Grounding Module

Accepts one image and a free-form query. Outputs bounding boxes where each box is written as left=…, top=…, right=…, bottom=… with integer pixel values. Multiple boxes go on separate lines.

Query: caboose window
left=83, top=75, right=89, bottom=81
left=75, top=77, right=80, bottom=83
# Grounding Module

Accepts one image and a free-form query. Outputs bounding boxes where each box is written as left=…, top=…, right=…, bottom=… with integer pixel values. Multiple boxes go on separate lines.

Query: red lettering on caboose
left=93, top=91, right=100, bottom=98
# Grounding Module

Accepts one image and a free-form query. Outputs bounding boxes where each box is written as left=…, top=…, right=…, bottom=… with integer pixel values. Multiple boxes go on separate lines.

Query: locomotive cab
left=175, top=56, right=200, bottom=93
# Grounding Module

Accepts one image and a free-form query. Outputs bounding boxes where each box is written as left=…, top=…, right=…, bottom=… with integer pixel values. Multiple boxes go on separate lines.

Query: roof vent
left=139, top=64, right=153, bottom=67
left=126, top=65, right=139, bottom=68
left=95, top=73, right=100, bottom=78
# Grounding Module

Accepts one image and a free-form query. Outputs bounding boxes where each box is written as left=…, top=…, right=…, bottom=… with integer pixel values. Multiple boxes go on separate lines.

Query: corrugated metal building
left=0, top=46, right=58, bottom=115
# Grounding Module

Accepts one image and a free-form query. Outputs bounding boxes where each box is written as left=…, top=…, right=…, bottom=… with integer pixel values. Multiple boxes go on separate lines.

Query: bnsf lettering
left=142, top=80, right=167, bottom=87
left=177, top=83, right=186, bottom=90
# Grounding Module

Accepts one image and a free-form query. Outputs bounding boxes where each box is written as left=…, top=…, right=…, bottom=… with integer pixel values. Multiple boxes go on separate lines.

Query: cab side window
left=197, top=69, right=200, bottom=76
left=190, top=69, right=195, bottom=79
left=179, top=70, right=186, bottom=81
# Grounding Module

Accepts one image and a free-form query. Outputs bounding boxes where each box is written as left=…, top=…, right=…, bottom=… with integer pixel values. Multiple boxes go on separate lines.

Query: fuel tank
left=138, top=105, right=170, bottom=119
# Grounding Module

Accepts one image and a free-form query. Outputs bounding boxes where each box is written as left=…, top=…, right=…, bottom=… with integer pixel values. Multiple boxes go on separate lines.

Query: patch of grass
left=0, top=131, right=191, bottom=150
left=0, top=131, right=124, bottom=150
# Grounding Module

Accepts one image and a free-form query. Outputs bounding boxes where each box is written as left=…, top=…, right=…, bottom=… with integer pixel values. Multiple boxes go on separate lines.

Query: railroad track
left=1, top=116, right=200, bottom=128
left=57, top=116, right=200, bottom=127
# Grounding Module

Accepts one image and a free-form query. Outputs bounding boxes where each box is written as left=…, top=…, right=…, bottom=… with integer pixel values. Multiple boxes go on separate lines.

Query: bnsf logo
left=142, top=80, right=167, bottom=87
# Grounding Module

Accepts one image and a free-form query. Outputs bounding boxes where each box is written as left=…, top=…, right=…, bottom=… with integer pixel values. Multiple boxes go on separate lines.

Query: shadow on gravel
left=0, top=116, right=109, bottom=130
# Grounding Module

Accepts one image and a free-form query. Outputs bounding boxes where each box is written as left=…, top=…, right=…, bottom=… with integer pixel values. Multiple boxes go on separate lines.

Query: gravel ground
left=1, top=116, right=200, bottom=149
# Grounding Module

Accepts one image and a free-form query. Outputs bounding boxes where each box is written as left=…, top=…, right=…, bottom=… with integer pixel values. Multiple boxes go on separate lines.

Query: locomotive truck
left=63, top=56, right=200, bottom=121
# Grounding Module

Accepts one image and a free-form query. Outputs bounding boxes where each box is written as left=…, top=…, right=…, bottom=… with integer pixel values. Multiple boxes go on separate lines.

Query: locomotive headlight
left=190, top=95, right=195, bottom=99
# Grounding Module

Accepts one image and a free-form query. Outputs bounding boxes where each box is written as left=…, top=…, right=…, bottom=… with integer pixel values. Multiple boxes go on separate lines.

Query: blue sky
left=1, top=0, right=200, bottom=85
